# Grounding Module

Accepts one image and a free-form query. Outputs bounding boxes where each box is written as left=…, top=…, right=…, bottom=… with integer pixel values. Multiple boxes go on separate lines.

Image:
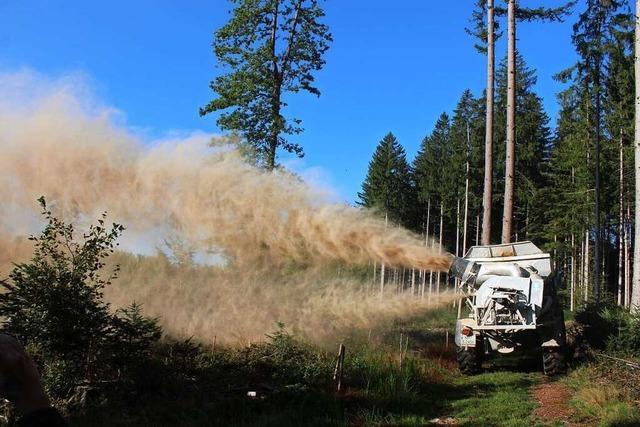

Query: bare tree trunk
left=625, top=203, right=631, bottom=308
left=585, top=228, right=590, bottom=302
left=267, top=1, right=281, bottom=171
left=482, top=0, right=495, bottom=245
left=633, top=0, right=640, bottom=312
left=380, top=212, right=388, bottom=299
left=464, top=122, right=470, bottom=255
left=594, top=85, right=602, bottom=303
left=553, top=235, right=557, bottom=271
left=437, top=202, right=444, bottom=295
left=372, top=261, right=377, bottom=292
left=571, top=233, right=575, bottom=312
left=619, top=129, right=624, bottom=306
left=476, top=214, right=480, bottom=246
left=501, top=0, right=516, bottom=244
left=580, top=231, right=585, bottom=303
left=429, top=236, right=435, bottom=302
left=424, top=197, right=431, bottom=300
left=379, top=262, right=385, bottom=298
left=411, top=268, right=415, bottom=295
left=456, top=198, right=461, bottom=258
left=455, top=197, right=461, bottom=302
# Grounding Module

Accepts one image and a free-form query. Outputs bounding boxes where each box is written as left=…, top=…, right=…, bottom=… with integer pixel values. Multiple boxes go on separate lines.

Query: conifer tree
left=556, top=0, right=629, bottom=300
left=633, top=0, right=640, bottom=311
left=467, top=0, right=573, bottom=244
left=491, top=54, right=551, bottom=244
left=201, top=0, right=332, bottom=170
left=358, top=133, right=414, bottom=228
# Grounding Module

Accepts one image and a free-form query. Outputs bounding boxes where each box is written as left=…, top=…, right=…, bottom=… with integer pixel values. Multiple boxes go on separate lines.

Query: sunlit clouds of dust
left=0, top=71, right=454, bottom=344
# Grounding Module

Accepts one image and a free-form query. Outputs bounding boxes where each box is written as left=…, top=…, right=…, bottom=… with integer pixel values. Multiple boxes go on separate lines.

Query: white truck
left=449, top=241, right=566, bottom=376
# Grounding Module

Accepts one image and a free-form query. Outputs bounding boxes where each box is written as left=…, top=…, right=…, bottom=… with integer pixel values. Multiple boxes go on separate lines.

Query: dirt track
left=532, top=381, right=576, bottom=426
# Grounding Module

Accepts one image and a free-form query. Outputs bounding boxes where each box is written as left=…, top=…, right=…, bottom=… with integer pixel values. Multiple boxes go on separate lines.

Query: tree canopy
left=201, top=0, right=332, bottom=169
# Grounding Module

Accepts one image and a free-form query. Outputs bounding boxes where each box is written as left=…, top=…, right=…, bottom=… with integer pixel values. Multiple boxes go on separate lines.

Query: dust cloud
left=0, top=71, right=453, bottom=344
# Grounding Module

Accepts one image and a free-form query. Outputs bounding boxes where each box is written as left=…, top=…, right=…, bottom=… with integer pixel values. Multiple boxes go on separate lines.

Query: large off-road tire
left=457, top=346, right=482, bottom=375
left=542, top=348, right=566, bottom=376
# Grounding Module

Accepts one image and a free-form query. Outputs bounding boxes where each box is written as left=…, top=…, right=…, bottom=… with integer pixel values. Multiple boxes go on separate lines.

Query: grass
left=562, top=363, right=640, bottom=427
left=448, top=371, right=543, bottom=427
left=59, top=305, right=640, bottom=426
left=62, top=307, right=464, bottom=426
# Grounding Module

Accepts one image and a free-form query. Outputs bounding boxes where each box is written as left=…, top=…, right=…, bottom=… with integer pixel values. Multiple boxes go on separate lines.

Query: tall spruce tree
left=467, top=0, right=573, bottom=244
left=503, top=0, right=517, bottom=243
left=414, top=113, right=450, bottom=228
left=633, top=0, right=640, bottom=311
left=490, top=54, right=552, bottom=244
left=358, top=133, right=415, bottom=228
left=201, top=0, right=332, bottom=170
left=542, top=86, right=592, bottom=263
left=556, top=0, right=629, bottom=300
left=413, top=93, right=484, bottom=251
left=604, top=11, right=635, bottom=305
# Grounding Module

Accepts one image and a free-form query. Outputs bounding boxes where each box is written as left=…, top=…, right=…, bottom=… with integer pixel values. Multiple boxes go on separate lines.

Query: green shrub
left=237, top=323, right=333, bottom=388
left=600, top=308, right=640, bottom=355
left=0, top=198, right=162, bottom=399
left=574, top=302, right=640, bottom=355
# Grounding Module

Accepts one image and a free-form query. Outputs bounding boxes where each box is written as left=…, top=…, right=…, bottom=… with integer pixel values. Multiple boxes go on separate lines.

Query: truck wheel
left=457, top=346, right=482, bottom=375
left=542, top=348, right=566, bottom=376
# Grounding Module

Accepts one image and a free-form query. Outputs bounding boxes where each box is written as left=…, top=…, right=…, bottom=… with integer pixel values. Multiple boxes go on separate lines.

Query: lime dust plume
left=0, top=71, right=453, bottom=343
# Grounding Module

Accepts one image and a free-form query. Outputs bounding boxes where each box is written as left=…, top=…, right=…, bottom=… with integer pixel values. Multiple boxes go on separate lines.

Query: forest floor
left=66, top=306, right=640, bottom=427
left=384, top=307, right=640, bottom=427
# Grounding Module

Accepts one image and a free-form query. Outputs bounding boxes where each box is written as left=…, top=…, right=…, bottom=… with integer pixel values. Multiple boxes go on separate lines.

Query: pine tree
left=466, top=0, right=573, bottom=244
left=633, top=0, right=640, bottom=311
left=414, top=113, right=450, bottom=232
left=542, top=86, right=592, bottom=285
left=413, top=93, right=484, bottom=252
left=201, top=0, right=332, bottom=170
left=358, top=133, right=415, bottom=228
left=483, top=0, right=496, bottom=245
left=491, top=54, right=552, bottom=244
left=603, top=12, right=634, bottom=304
left=502, top=0, right=517, bottom=244
left=556, top=0, right=630, bottom=301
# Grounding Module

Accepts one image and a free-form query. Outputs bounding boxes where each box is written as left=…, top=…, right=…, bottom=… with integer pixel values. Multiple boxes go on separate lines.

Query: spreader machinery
left=449, top=241, right=566, bottom=376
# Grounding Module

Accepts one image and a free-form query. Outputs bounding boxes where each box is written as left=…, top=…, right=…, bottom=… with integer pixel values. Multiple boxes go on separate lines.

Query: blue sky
left=0, top=1, right=628, bottom=202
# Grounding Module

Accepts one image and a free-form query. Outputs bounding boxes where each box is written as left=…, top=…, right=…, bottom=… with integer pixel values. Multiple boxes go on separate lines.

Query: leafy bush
left=0, top=198, right=161, bottom=398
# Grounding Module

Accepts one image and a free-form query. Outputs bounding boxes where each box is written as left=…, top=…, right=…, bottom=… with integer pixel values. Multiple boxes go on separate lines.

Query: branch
left=280, top=0, right=304, bottom=80
left=495, top=1, right=576, bottom=23
left=270, top=1, right=280, bottom=78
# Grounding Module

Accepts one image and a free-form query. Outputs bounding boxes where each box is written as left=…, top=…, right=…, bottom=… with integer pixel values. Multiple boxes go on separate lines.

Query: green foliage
left=201, top=0, right=332, bottom=169
left=491, top=54, right=552, bottom=244
left=238, top=323, right=333, bottom=387
left=600, top=307, right=640, bottom=354
left=346, top=349, right=431, bottom=402
left=358, top=132, right=416, bottom=228
left=574, top=302, right=640, bottom=354
left=111, top=303, right=163, bottom=372
left=405, top=56, right=549, bottom=249
left=563, top=364, right=640, bottom=427
left=412, top=90, right=485, bottom=251
left=0, top=198, right=161, bottom=398
left=465, top=1, right=574, bottom=53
